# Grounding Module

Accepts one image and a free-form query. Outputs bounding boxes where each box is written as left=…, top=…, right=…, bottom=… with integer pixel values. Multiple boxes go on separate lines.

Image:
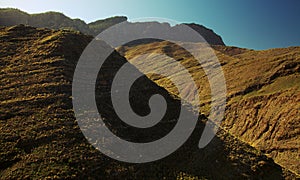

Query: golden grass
left=0, top=25, right=298, bottom=179
left=120, top=41, right=300, bottom=176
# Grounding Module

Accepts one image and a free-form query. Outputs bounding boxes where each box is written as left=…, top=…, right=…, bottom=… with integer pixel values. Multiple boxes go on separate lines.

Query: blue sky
left=1, top=0, right=299, bottom=50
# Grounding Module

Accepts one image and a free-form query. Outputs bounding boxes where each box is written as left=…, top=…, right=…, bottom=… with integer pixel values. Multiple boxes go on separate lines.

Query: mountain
left=88, top=16, right=128, bottom=35
left=0, top=8, right=225, bottom=45
left=0, top=8, right=91, bottom=34
left=119, top=41, right=300, bottom=176
left=185, top=23, right=225, bottom=45
left=1, top=24, right=298, bottom=179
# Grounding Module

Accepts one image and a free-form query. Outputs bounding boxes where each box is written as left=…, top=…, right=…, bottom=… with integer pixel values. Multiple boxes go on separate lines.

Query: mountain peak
left=183, top=23, right=225, bottom=45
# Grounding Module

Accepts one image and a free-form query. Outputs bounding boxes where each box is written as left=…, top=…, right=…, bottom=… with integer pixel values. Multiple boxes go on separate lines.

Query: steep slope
left=120, top=41, right=300, bottom=176
left=184, top=23, right=224, bottom=45
left=0, top=25, right=297, bottom=179
left=0, top=8, right=225, bottom=45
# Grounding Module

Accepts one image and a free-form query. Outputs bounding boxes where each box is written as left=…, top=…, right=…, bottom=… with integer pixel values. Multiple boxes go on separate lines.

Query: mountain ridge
left=0, top=8, right=225, bottom=45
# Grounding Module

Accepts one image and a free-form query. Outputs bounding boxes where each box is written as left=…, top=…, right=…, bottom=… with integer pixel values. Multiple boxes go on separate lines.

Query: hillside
left=0, top=8, right=225, bottom=45
left=0, top=8, right=91, bottom=34
left=119, top=41, right=300, bottom=176
left=1, top=25, right=298, bottom=179
left=88, top=16, right=128, bottom=35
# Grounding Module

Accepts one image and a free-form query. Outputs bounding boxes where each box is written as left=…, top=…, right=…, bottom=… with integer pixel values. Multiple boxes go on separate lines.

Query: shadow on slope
left=0, top=25, right=296, bottom=179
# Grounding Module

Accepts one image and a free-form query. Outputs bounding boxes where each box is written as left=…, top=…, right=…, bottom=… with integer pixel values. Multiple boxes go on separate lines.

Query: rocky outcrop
left=184, top=23, right=225, bottom=45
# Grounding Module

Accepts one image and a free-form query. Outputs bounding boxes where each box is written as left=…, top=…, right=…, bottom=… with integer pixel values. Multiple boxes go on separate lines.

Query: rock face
left=0, top=8, right=225, bottom=45
left=0, top=25, right=296, bottom=179
left=184, top=23, right=225, bottom=45
left=120, top=41, right=300, bottom=176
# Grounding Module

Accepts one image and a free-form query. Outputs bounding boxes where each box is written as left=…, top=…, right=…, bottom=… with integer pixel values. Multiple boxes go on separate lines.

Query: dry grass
left=120, top=41, right=300, bottom=176
left=0, top=25, right=298, bottom=179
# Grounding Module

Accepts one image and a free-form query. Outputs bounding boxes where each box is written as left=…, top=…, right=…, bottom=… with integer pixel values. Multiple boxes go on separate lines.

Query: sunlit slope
left=119, top=41, right=300, bottom=175
left=0, top=25, right=297, bottom=179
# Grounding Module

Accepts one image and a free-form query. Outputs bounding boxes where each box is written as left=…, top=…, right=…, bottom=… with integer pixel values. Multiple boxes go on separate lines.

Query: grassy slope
left=120, top=41, right=300, bottom=176
left=0, top=25, right=298, bottom=179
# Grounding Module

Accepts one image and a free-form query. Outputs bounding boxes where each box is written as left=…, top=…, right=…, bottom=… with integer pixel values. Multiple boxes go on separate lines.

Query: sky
left=1, top=0, right=300, bottom=50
